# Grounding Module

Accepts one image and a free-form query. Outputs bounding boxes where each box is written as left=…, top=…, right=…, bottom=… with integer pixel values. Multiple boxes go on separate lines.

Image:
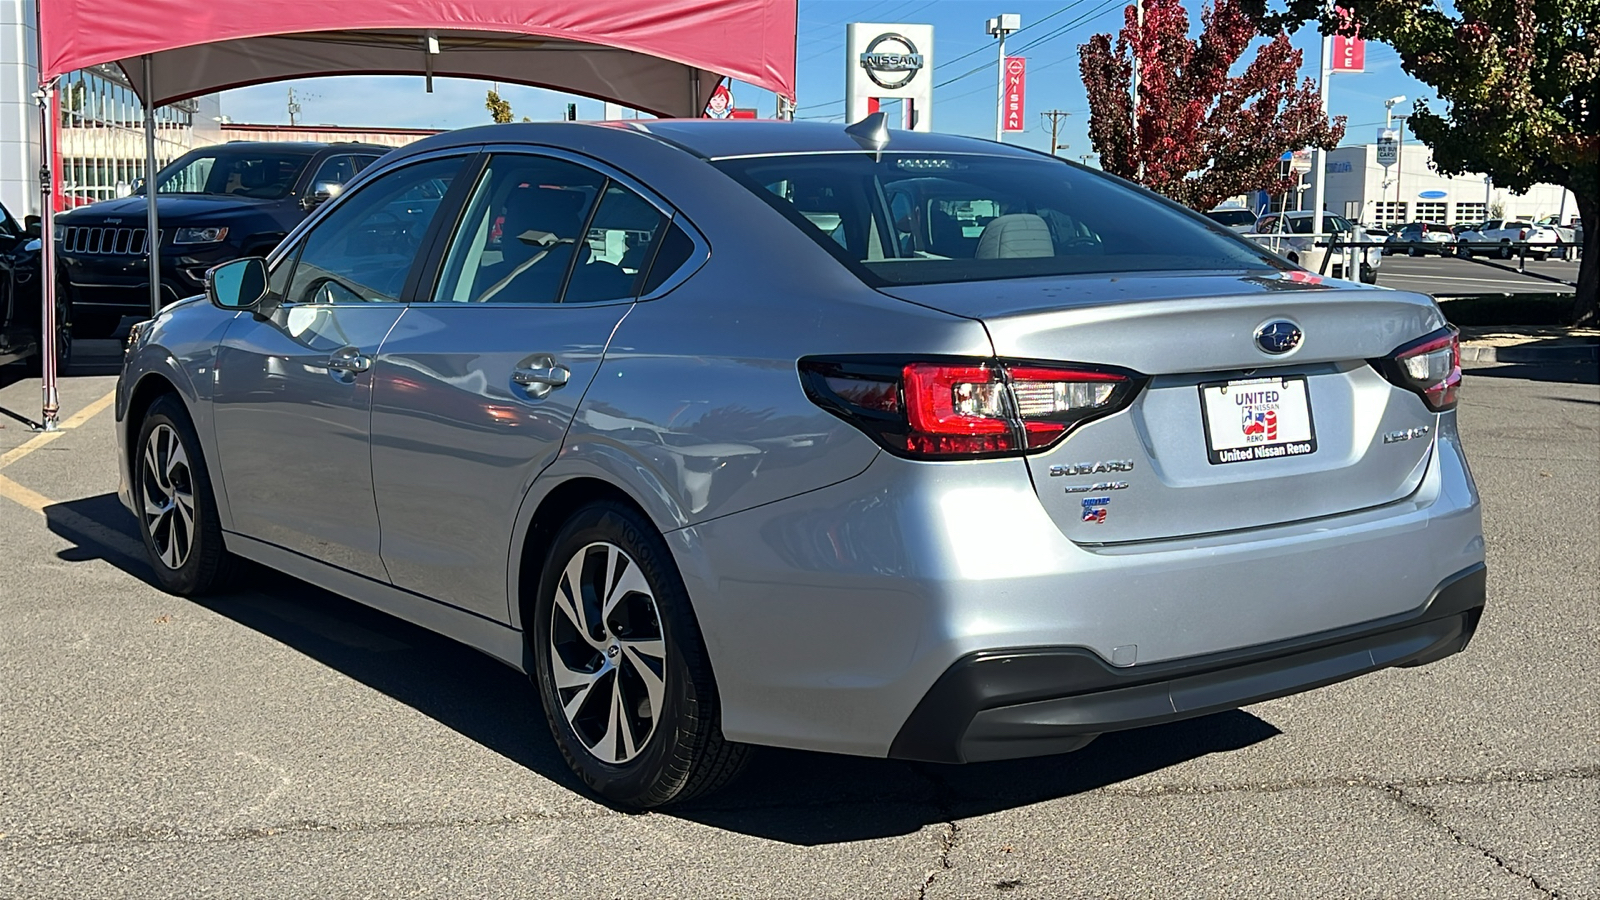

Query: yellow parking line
left=0, top=388, right=117, bottom=472
left=61, top=389, right=118, bottom=430
left=0, top=473, right=52, bottom=513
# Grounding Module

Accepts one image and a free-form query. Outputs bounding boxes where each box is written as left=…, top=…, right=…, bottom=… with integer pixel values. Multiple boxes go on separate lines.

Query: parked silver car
left=116, top=119, right=1485, bottom=808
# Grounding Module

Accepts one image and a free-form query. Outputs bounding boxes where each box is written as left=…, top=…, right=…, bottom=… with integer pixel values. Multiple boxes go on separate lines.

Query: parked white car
left=1204, top=206, right=1260, bottom=235
left=1250, top=212, right=1383, bottom=283
left=1478, top=219, right=1562, bottom=259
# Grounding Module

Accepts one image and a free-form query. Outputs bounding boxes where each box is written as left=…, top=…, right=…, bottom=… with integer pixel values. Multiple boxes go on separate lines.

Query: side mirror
left=205, top=257, right=268, bottom=313
left=302, top=181, right=343, bottom=209
left=23, top=216, right=41, bottom=238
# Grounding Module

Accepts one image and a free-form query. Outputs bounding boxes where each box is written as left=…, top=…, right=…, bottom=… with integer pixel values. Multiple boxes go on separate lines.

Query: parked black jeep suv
left=55, top=141, right=389, bottom=337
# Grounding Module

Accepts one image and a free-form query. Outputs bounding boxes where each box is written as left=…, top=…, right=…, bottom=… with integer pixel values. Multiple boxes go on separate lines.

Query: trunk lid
left=880, top=272, right=1447, bottom=543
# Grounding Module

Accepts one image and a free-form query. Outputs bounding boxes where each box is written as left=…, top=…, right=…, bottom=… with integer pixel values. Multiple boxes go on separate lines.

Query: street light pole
left=1393, top=114, right=1407, bottom=225
left=986, top=14, right=1020, bottom=142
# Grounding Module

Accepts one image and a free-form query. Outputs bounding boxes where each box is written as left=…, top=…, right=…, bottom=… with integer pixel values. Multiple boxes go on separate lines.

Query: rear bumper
left=890, top=564, right=1485, bottom=763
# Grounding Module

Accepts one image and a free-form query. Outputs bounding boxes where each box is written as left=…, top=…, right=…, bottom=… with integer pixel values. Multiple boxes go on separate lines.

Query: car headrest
left=975, top=214, right=1055, bottom=259
left=504, top=188, right=587, bottom=248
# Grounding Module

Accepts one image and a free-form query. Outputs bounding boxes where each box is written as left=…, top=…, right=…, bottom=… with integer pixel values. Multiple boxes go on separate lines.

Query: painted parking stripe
left=0, top=388, right=118, bottom=472
left=1380, top=273, right=1575, bottom=291
left=0, top=473, right=148, bottom=562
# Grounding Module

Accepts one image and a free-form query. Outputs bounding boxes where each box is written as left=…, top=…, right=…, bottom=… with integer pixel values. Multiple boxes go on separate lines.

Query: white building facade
left=1307, top=143, right=1578, bottom=228
left=0, top=0, right=39, bottom=218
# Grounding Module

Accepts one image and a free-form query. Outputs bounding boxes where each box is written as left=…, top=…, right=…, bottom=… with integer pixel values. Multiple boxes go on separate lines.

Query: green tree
left=485, top=87, right=513, bottom=124
left=1256, top=0, right=1598, bottom=324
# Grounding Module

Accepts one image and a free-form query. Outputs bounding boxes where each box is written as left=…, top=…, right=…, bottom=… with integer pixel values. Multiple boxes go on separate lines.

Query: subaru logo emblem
left=1254, top=321, right=1303, bottom=355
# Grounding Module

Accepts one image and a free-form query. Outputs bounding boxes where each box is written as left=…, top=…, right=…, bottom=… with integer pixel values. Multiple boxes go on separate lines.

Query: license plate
left=1198, top=376, right=1318, bottom=465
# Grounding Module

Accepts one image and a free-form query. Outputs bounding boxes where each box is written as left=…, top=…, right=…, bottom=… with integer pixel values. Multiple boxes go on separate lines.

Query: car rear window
left=713, top=153, right=1281, bottom=286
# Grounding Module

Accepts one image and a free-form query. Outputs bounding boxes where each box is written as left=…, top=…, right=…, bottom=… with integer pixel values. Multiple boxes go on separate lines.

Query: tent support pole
left=36, top=78, right=59, bottom=431
left=144, top=55, right=161, bottom=319
left=689, top=70, right=700, bottom=117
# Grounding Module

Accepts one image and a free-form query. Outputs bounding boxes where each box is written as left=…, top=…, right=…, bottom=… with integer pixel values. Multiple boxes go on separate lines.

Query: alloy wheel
left=140, top=423, right=195, bottom=570
left=549, top=541, right=667, bottom=765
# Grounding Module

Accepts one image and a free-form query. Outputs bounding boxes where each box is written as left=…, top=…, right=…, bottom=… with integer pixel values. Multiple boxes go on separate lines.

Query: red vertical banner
left=1330, top=8, right=1364, bottom=72
left=50, top=89, right=64, bottom=212
left=1002, top=56, right=1026, bottom=133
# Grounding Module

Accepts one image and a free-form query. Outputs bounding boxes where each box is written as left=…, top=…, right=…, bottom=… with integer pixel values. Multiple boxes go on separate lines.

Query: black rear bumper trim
left=888, top=564, right=1486, bottom=763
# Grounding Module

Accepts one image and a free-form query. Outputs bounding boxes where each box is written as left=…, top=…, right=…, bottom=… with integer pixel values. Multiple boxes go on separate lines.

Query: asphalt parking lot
left=1375, top=255, right=1579, bottom=297
left=1, top=343, right=1595, bottom=899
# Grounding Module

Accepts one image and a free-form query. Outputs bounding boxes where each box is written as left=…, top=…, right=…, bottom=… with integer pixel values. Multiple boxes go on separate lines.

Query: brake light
left=1372, top=326, right=1460, bottom=411
left=800, top=357, right=1146, bottom=459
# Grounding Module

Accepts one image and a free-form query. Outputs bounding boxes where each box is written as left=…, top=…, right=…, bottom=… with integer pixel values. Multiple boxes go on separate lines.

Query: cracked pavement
left=0, top=348, right=1595, bottom=899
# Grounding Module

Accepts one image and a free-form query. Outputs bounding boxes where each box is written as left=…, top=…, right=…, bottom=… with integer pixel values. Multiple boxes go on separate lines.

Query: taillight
left=1372, top=326, right=1460, bottom=411
left=800, top=357, right=1146, bottom=459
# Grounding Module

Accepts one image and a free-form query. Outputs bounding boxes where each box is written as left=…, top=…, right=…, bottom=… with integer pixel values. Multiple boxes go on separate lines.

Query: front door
left=370, top=152, right=678, bottom=619
left=212, top=154, right=468, bottom=579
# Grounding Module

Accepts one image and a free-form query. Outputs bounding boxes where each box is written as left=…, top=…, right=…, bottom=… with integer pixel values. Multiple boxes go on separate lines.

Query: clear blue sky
left=222, top=0, right=1435, bottom=159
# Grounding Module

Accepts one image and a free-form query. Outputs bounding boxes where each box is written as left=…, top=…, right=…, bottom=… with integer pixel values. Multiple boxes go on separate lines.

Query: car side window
left=283, top=156, right=463, bottom=305
left=310, top=155, right=362, bottom=191
left=431, top=154, right=610, bottom=304
left=640, top=222, right=696, bottom=296
left=565, top=183, right=669, bottom=303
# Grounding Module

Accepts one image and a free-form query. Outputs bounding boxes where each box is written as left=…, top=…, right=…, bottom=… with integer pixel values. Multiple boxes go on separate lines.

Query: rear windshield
left=713, top=152, right=1281, bottom=286
left=1204, top=209, right=1257, bottom=227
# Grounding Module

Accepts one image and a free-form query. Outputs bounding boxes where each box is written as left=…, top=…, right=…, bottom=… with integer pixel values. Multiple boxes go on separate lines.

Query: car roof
left=211, top=141, right=390, bottom=154
left=399, top=119, right=1044, bottom=162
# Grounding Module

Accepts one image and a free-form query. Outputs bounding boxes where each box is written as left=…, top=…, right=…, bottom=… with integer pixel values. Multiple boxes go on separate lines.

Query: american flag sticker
left=1081, top=496, right=1110, bottom=523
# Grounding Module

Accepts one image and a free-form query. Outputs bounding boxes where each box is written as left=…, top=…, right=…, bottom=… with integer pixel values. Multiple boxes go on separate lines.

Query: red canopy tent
left=30, top=0, right=798, bottom=428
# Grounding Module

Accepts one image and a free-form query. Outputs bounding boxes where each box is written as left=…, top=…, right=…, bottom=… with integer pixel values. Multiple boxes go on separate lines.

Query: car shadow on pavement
left=44, top=492, right=1282, bottom=846
left=1464, top=360, right=1599, bottom=385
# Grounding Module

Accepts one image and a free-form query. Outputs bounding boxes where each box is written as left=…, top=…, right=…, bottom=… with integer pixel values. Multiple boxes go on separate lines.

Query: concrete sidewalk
left=1457, top=326, right=1599, bottom=365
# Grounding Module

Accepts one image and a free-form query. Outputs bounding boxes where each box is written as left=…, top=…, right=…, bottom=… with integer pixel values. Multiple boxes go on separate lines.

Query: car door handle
left=326, top=349, right=371, bottom=373
left=512, top=357, right=570, bottom=399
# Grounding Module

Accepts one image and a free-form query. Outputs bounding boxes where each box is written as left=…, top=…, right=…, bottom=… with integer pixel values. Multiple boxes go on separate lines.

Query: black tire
left=22, top=293, right=71, bottom=378
left=1360, top=264, right=1378, bottom=285
left=133, top=394, right=236, bottom=595
left=531, top=501, right=749, bottom=808
left=73, top=312, right=122, bottom=339
left=1498, top=242, right=1513, bottom=260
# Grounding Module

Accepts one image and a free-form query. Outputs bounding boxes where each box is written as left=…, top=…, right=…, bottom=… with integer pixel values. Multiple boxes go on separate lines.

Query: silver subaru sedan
left=115, top=119, right=1484, bottom=808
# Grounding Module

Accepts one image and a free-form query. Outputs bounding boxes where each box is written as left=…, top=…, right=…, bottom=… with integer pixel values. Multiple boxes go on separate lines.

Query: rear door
left=368, top=151, right=688, bottom=620
left=212, top=154, right=469, bottom=579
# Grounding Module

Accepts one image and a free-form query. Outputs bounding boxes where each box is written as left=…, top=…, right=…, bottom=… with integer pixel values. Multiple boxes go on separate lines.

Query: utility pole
left=1131, top=0, right=1143, bottom=177
left=1040, top=110, right=1069, bottom=155
left=1311, top=26, right=1331, bottom=242
left=986, top=14, right=1021, bottom=142
left=287, top=87, right=301, bottom=126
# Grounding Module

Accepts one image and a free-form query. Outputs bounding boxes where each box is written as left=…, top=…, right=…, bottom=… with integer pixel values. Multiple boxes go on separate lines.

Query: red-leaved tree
left=1080, top=0, right=1345, bottom=211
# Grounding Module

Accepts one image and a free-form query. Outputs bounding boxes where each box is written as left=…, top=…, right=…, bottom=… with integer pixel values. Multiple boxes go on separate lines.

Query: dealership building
left=1302, top=142, right=1578, bottom=228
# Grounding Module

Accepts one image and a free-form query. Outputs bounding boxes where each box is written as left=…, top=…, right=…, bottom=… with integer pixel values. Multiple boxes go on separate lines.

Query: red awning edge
left=38, top=0, right=797, bottom=117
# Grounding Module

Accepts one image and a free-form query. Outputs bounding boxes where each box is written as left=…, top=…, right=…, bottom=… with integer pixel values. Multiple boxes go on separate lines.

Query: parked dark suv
left=55, top=141, right=390, bottom=337
left=0, top=199, right=71, bottom=373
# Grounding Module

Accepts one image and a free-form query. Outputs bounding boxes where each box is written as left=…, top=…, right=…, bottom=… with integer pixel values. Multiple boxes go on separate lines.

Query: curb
left=1460, top=343, right=1599, bottom=365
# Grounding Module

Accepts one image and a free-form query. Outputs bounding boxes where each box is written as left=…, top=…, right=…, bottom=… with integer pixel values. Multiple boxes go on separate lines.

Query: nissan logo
left=859, top=33, right=924, bottom=90
left=1254, top=320, right=1304, bottom=355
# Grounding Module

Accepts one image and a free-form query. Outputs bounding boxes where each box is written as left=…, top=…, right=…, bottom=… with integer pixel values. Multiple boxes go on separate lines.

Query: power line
left=802, top=1, right=1095, bottom=114
left=935, top=0, right=1125, bottom=98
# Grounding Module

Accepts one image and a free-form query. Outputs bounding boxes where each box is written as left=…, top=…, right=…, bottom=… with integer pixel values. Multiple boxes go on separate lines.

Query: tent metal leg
left=144, top=54, right=161, bottom=319
left=35, top=79, right=59, bottom=432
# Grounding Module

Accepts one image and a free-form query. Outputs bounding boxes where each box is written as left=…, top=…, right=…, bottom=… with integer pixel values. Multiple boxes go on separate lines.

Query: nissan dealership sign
left=846, top=23, right=935, bottom=132
left=859, top=33, right=924, bottom=90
